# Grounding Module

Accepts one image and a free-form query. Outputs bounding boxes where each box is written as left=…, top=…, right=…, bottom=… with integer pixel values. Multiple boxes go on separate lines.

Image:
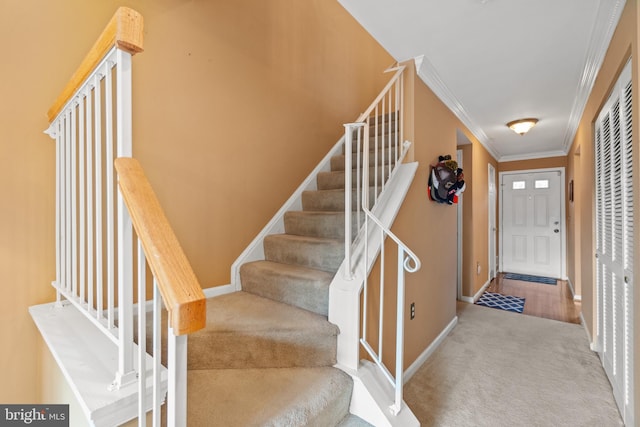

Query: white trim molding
left=459, top=278, right=491, bottom=304
left=561, top=0, right=627, bottom=153
left=414, top=55, right=501, bottom=161
left=566, top=277, right=582, bottom=302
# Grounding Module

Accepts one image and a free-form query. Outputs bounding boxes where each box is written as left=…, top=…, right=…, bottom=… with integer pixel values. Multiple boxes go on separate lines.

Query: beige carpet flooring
left=404, top=302, right=624, bottom=427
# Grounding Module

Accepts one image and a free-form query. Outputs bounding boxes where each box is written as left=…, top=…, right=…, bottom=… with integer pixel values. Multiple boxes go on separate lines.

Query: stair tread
left=266, top=233, right=342, bottom=244
left=188, top=291, right=338, bottom=369
left=337, top=414, right=375, bottom=427
left=264, top=234, right=344, bottom=273
left=197, top=291, right=336, bottom=334
left=302, top=188, right=376, bottom=212
left=243, top=259, right=334, bottom=281
left=188, top=366, right=352, bottom=426
left=317, top=168, right=389, bottom=190
left=284, top=210, right=353, bottom=239
left=240, top=260, right=332, bottom=315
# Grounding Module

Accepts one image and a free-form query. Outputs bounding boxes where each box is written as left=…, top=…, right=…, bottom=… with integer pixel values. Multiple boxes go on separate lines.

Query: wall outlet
left=477, top=262, right=481, bottom=276
left=410, top=302, right=415, bottom=319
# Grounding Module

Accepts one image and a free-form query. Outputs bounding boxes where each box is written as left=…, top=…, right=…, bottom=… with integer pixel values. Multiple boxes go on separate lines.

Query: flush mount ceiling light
left=507, top=118, right=539, bottom=135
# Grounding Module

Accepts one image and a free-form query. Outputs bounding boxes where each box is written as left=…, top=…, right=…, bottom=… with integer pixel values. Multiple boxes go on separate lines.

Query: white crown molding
left=413, top=55, right=502, bottom=161
left=499, top=149, right=568, bottom=163
left=562, top=0, right=626, bottom=152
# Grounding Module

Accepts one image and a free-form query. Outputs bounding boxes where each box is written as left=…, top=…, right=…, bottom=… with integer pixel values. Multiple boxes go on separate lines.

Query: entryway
left=499, top=168, right=566, bottom=279
left=485, top=273, right=580, bottom=324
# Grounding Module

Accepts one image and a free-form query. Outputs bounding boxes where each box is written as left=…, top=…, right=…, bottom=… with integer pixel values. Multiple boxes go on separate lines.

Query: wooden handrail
left=47, top=7, right=144, bottom=123
left=115, top=158, right=206, bottom=335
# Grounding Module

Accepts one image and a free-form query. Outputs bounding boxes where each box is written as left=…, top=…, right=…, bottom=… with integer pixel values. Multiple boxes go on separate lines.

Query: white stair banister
left=42, top=8, right=206, bottom=425
left=339, top=63, right=422, bottom=416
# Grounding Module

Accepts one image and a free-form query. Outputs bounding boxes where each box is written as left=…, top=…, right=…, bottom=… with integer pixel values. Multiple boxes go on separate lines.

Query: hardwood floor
left=484, top=273, right=581, bottom=324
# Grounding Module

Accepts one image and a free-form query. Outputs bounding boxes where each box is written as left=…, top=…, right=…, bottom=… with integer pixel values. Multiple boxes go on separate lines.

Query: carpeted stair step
left=337, top=414, right=375, bottom=426
left=344, top=132, right=399, bottom=153
left=302, top=188, right=376, bottom=212
left=264, top=234, right=343, bottom=273
left=330, top=147, right=398, bottom=171
left=240, top=260, right=332, bottom=316
left=188, top=366, right=353, bottom=426
left=317, top=167, right=389, bottom=190
left=188, top=292, right=338, bottom=370
left=366, top=111, right=399, bottom=122
left=284, top=210, right=357, bottom=239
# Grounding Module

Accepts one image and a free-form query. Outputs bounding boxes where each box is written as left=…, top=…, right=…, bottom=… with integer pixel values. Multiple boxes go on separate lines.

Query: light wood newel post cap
left=113, top=7, right=144, bottom=55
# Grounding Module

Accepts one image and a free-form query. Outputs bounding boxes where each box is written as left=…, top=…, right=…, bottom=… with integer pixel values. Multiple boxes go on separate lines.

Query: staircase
left=36, top=7, right=420, bottom=425
left=183, top=133, right=389, bottom=425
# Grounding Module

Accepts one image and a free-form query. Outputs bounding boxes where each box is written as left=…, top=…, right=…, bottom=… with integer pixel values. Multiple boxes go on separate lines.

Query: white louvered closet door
left=595, top=59, right=634, bottom=426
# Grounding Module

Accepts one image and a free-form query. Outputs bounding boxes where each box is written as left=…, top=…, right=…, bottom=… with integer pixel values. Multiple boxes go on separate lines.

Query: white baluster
left=105, top=63, right=115, bottom=329
left=86, top=88, right=94, bottom=314
left=138, top=242, right=147, bottom=427
left=94, top=74, right=104, bottom=321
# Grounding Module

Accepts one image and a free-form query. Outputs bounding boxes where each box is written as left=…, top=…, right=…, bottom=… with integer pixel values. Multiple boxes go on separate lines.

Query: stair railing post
left=343, top=123, right=365, bottom=280
left=391, top=247, right=407, bottom=416
left=114, top=49, right=137, bottom=389
left=168, top=330, right=188, bottom=427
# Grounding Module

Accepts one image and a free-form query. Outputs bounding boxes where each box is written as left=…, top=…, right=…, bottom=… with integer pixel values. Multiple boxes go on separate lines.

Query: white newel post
left=168, top=331, right=188, bottom=426
left=114, top=50, right=137, bottom=388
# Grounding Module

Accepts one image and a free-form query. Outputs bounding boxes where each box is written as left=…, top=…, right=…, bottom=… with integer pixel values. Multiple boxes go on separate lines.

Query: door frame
left=498, top=167, right=567, bottom=279
left=457, top=149, right=463, bottom=300
left=488, top=163, right=497, bottom=281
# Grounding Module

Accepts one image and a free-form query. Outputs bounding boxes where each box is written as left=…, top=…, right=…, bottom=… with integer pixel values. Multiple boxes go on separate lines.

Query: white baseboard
left=459, top=278, right=491, bottom=304
left=566, top=277, right=582, bottom=302
left=403, top=315, right=458, bottom=383
left=567, top=277, right=575, bottom=297
left=579, top=311, right=597, bottom=352
left=202, top=284, right=235, bottom=299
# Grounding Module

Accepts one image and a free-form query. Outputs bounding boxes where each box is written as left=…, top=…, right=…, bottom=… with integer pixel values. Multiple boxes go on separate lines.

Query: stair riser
left=264, top=235, right=344, bottom=273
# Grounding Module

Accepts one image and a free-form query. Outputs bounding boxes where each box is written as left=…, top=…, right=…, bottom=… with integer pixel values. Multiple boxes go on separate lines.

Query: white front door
left=501, top=170, right=563, bottom=278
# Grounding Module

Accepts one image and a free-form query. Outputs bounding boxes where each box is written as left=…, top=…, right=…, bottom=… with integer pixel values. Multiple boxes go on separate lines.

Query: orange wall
left=455, top=141, right=499, bottom=298
left=469, top=141, right=498, bottom=295
left=1, top=0, right=393, bottom=405
left=392, top=65, right=496, bottom=365
left=566, top=0, right=639, bottom=417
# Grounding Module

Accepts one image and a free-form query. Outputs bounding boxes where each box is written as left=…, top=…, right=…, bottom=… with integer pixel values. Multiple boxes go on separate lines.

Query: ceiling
left=338, top=0, right=626, bottom=162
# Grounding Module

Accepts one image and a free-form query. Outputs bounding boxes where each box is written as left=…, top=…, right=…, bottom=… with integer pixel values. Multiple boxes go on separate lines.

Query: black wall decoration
left=428, top=155, right=466, bottom=204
